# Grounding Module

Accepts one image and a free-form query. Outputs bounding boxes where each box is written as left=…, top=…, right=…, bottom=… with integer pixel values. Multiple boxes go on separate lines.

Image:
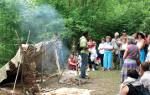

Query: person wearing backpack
left=119, top=69, right=149, bottom=95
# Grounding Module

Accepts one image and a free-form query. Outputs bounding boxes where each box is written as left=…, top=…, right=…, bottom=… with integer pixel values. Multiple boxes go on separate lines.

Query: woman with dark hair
left=120, top=69, right=143, bottom=95
left=121, top=37, right=139, bottom=82
left=136, top=32, right=146, bottom=63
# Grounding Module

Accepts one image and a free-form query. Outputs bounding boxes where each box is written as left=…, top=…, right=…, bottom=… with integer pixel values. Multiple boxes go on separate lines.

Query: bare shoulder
left=120, top=85, right=129, bottom=95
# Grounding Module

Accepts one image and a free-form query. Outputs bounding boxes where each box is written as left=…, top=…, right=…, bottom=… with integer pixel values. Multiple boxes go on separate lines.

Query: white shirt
left=103, top=42, right=113, bottom=50
left=120, top=43, right=127, bottom=50
left=140, top=71, right=150, bottom=92
left=145, top=45, right=150, bottom=62
left=98, top=43, right=105, bottom=54
left=148, top=45, right=150, bottom=51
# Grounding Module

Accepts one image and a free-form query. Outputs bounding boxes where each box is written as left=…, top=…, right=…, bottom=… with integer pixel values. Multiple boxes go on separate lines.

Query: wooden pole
left=55, top=48, right=61, bottom=75
left=12, top=62, right=21, bottom=95
left=26, top=30, right=31, bottom=44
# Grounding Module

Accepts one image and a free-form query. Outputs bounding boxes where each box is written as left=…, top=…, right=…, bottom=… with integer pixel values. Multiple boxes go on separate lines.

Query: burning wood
left=59, top=70, right=88, bottom=85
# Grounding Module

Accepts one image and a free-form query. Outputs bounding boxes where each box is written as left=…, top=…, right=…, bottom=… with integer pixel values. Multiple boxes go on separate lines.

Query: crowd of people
left=67, top=31, right=150, bottom=94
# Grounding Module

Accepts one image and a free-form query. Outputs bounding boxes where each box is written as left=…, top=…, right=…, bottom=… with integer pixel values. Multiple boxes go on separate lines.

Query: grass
left=80, top=70, right=120, bottom=95
left=0, top=66, right=121, bottom=95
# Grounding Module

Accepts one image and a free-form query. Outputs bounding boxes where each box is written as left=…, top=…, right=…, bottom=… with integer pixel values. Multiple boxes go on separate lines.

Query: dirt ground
left=0, top=70, right=120, bottom=95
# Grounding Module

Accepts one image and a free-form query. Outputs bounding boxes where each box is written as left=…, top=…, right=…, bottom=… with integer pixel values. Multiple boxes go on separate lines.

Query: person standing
left=145, top=34, right=150, bottom=62
left=79, top=32, right=89, bottom=78
left=98, top=38, right=105, bottom=68
left=87, top=37, right=97, bottom=71
left=111, top=32, right=121, bottom=69
left=120, top=37, right=127, bottom=68
left=136, top=32, right=146, bottom=63
left=121, top=37, right=139, bottom=82
left=103, top=36, right=113, bottom=71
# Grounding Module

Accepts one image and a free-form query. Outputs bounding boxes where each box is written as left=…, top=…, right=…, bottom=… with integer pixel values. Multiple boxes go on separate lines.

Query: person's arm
left=98, top=44, right=103, bottom=50
left=123, top=47, right=128, bottom=59
left=107, top=43, right=114, bottom=50
left=103, top=43, right=113, bottom=50
left=68, top=58, right=76, bottom=66
left=138, top=39, right=145, bottom=50
left=120, top=85, right=129, bottom=95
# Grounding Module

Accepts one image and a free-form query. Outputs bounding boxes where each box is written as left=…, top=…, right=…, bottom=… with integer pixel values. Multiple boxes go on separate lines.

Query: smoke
left=15, top=0, right=69, bottom=71
left=16, top=0, right=65, bottom=42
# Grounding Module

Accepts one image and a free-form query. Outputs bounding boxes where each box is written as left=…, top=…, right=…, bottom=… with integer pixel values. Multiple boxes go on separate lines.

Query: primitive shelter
left=0, top=40, right=62, bottom=85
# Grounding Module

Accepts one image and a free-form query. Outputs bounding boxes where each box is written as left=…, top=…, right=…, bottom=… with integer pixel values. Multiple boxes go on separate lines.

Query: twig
left=26, top=30, right=31, bottom=44
left=12, top=62, right=21, bottom=95
left=15, top=30, right=21, bottom=44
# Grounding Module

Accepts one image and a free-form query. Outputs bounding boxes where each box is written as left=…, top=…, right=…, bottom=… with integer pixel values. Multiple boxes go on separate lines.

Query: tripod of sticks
left=11, top=30, right=31, bottom=95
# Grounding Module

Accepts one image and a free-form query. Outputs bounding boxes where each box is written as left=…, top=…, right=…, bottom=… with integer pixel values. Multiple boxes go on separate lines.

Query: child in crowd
left=68, top=53, right=78, bottom=70
left=103, top=36, right=113, bottom=71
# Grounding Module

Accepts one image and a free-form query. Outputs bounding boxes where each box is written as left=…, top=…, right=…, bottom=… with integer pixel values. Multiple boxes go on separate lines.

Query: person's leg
left=117, top=54, right=120, bottom=69
left=100, top=54, right=104, bottom=67
left=120, top=50, right=124, bottom=69
left=88, top=53, right=92, bottom=70
left=80, top=53, right=88, bottom=78
left=92, top=61, right=97, bottom=70
left=80, top=64, right=86, bottom=78
left=108, top=51, right=112, bottom=70
left=103, top=51, right=108, bottom=70
left=113, top=52, right=119, bottom=69
left=112, top=53, right=115, bottom=69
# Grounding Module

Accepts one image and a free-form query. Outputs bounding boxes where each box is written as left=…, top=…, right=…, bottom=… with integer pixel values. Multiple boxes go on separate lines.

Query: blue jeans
left=80, top=52, right=88, bottom=78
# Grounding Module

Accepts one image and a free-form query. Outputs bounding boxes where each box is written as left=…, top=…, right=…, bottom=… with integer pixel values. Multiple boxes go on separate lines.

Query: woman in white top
left=103, top=36, right=113, bottom=71
left=87, top=37, right=97, bottom=71
left=98, top=38, right=105, bottom=68
left=145, top=35, right=150, bottom=62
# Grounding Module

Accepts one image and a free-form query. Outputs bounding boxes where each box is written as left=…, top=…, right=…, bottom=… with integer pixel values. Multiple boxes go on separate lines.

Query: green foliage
left=46, top=0, right=150, bottom=40
left=0, top=0, right=19, bottom=65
